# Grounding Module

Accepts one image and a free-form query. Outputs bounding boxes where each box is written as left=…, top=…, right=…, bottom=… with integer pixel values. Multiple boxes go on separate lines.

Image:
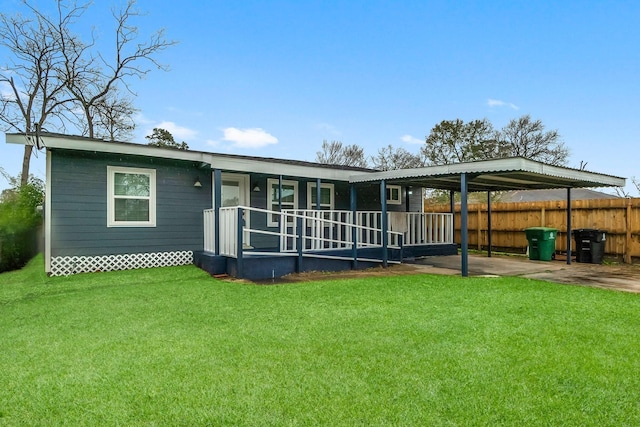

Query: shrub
left=0, top=175, right=44, bottom=272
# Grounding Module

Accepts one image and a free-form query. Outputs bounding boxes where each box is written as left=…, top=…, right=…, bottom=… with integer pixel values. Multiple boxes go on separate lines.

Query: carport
left=349, top=157, right=626, bottom=276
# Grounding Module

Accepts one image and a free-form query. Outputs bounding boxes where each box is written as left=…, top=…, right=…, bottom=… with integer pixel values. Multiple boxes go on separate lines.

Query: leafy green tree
left=421, top=119, right=497, bottom=165
left=145, top=128, right=189, bottom=150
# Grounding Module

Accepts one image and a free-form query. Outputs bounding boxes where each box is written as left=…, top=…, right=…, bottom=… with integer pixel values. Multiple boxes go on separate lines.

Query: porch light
left=194, top=177, right=202, bottom=188
left=253, top=184, right=261, bottom=192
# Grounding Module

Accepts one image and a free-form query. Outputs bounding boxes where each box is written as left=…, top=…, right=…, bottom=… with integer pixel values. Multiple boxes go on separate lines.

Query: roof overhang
left=349, top=157, right=625, bottom=191
left=5, top=133, right=361, bottom=181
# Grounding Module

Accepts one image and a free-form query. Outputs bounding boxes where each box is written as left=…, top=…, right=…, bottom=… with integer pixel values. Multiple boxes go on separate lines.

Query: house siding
left=50, top=149, right=212, bottom=257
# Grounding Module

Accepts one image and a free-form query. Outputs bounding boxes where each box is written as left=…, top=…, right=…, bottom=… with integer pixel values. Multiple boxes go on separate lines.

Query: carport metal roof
left=349, top=157, right=625, bottom=191
left=348, top=157, right=625, bottom=278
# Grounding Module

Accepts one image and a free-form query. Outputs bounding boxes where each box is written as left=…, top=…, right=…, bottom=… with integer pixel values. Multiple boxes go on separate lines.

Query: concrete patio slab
left=412, top=254, right=640, bottom=293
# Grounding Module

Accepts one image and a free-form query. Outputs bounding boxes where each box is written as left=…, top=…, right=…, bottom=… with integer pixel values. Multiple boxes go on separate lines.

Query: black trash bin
left=572, top=229, right=606, bottom=264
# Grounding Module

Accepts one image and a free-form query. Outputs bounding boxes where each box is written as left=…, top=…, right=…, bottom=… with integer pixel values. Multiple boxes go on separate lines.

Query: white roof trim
left=349, top=157, right=625, bottom=188
left=6, top=133, right=358, bottom=181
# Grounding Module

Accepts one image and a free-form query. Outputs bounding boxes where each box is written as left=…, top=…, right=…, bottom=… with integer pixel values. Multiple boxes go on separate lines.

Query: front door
left=220, top=173, right=251, bottom=246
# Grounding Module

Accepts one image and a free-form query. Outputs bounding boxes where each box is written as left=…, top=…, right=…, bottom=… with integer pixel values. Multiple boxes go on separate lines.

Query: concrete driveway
left=412, top=254, right=640, bottom=294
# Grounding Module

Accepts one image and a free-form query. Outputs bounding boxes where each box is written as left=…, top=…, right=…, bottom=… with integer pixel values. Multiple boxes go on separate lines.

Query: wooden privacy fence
left=426, top=198, right=640, bottom=263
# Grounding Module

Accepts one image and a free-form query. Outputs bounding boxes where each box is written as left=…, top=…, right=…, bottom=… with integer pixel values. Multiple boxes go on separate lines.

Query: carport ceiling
left=349, top=157, right=626, bottom=192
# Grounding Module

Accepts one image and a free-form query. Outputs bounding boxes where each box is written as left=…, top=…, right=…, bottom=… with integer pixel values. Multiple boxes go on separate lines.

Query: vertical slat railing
left=203, top=209, right=215, bottom=252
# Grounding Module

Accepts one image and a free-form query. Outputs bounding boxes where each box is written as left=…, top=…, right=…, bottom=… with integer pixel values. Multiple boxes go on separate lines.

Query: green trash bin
left=525, top=227, right=557, bottom=261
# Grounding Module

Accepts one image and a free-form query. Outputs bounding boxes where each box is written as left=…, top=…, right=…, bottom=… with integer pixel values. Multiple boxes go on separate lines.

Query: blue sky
left=1, top=0, right=639, bottom=194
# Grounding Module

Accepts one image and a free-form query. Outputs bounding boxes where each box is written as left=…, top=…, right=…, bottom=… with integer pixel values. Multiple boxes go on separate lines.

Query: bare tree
left=498, top=115, right=569, bottom=166
left=58, top=0, right=175, bottom=139
left=93, top=91, right=137, bottom=141
left=371, top=144, right=424, bottom=171
left=0, top=0, right=175, bottom=186
left=315, top=140, right=368, bottom=168
left=0, top=3, right=77, bottom=185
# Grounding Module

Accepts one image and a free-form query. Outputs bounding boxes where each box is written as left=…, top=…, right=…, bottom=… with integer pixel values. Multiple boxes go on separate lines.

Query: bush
left=0, top=176, right=44, bottom=272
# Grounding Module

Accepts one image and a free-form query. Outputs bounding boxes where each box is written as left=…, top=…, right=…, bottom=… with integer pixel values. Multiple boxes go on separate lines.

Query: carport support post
left=487, top=191, right=492, bottom=258
left=213, top=168, right=222, bottom=255
left=461, top=173, right=469, bottom=277
left=350, top=184, right=358, bottom=269
left=567, top=188, right=572, bottom=265
left=380, top=179, right=388, bottom=267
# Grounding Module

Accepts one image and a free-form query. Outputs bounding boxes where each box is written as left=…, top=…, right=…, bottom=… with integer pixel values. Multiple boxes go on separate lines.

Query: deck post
left=381, top=179, right=388, bottom=267
left=296, top=216, right=303, bottom=273
left=236, top=207, right=244, bottom=278
left=487, top=191, right=492, bottom=258
left=567, top=187, right=572, bottom=265
left=278, top=175, right=283, bottom=214
left=350, top=184, right=358, bottom=269
left=316, top=178, right=321, bottom=211
left=214, top=168, right=222, bottom=255
left=461, top=173, right=469, bottom=277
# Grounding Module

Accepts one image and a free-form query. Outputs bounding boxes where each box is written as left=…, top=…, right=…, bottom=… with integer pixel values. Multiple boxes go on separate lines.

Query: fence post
left=477, top=205, right=482, bottom=250
left=626, top=198, right=633, bottom=264
left=566, top=189, right=572, bottom=265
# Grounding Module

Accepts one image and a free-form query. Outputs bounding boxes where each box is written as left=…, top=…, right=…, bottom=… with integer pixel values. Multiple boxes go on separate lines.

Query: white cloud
left=400, top=134, right=423, bottom=145
left=151, top=121, right=198, bottom=140
left=219, top=127, right=278, bottom=149
left=487, top=98, right=519, bottom=110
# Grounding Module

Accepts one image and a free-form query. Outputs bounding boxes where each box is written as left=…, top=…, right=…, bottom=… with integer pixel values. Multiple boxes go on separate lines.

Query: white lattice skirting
left=50, top=251, right=194, bottom=276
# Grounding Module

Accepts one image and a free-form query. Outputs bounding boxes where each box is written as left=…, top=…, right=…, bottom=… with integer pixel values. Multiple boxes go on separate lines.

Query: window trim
left=386, top=185, right=402, bottom=205
left=107, top=166, right=157, bottom=227
left=267, top=178, right=298, bottom=227
left=306, top=182, right=335, bottom=210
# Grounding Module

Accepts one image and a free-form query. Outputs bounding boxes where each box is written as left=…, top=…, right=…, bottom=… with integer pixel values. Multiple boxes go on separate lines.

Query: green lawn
left=1, top=256, right=640, bottom=426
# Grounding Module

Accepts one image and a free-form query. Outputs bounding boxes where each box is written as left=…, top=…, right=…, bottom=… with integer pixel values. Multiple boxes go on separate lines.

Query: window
left=267, top=178, right=298, bottom=227
left=386, top=185, right=402, bottom=205
left=107, top=166, right=156, bottom=227
left=307, top=182, right=335, bottom=210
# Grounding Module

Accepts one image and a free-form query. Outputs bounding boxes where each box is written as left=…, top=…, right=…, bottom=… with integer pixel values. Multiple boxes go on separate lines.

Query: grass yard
left=1, top=256, right=640, bottom=426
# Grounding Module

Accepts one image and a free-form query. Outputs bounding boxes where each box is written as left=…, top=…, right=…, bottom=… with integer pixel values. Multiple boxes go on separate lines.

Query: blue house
left=6, top=132, right=624, bottom=279
left=7, top=133, right=457, bottom=280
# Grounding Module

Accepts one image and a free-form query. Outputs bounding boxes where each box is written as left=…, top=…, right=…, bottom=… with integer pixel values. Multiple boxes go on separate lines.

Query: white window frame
left=107, top=166, right=157, bottom=227
left=306, top=182, right=335, bottom=210
left=267, top=178, right=298, bottom=227
left=386, top=185, right=402, bottom=205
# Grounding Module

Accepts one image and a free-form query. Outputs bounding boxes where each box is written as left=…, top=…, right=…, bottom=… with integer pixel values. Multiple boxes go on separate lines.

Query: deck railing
left=205, top=207, right=453, bottom=257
